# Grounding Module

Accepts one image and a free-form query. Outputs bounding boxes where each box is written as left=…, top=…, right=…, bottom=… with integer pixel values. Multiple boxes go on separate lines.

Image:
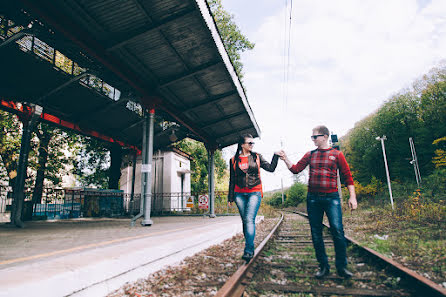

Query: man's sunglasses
left=244, top=142, right=255, bottom=145
left=311, top=134, right=325, bottom=140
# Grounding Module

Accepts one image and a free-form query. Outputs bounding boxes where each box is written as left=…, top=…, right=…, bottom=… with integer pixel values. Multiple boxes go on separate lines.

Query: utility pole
left=331, top=133, right=343, bottom=201
left=409, top=137, right=422, bottom=187
left=376, top=135, right=394, bottom=210
left=281, top=178, right=284, bottom=204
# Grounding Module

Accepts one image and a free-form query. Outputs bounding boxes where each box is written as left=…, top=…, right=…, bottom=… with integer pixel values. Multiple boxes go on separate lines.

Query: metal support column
left=11, top=104, right=43, bottom=227
left=141, top=109, right=155, bottom=226
left=207, top=147, right=216, bottom=218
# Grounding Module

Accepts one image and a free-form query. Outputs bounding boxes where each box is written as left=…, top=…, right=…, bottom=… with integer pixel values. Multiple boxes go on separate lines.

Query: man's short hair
left=313, top=125, right=330, bottom=136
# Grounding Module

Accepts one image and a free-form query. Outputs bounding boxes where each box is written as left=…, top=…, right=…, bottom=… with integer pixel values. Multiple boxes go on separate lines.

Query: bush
left=264, top=192, right=284, bottom=207
left=421, top=168, right=446, bottom=202
left=285, top=182, right=307, bottom=207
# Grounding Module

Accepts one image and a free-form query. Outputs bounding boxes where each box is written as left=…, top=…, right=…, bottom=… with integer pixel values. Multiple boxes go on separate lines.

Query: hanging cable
left=281, top=0, right=293, bottom=148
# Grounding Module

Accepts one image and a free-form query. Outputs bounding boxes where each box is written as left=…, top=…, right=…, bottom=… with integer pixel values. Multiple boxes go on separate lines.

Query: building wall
left=119, top=149, right=191, bottom=197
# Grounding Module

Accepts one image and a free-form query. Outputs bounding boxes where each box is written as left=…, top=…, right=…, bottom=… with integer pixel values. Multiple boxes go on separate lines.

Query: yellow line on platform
left=0, top=225, right=195, bottom=266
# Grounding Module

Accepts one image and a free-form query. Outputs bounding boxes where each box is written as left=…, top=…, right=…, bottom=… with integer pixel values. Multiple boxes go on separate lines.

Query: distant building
left=119, top=147, right=192, bottom=212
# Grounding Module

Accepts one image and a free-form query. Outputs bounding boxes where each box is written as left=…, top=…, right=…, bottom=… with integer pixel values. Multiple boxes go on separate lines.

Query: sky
left=219, top=0, right=446, bottom=191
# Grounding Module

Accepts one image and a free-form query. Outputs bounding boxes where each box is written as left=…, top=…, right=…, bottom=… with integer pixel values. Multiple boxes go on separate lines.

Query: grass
left=279, top=188, right=446, bottom=285
left=341, top=190, right=446, bottom=284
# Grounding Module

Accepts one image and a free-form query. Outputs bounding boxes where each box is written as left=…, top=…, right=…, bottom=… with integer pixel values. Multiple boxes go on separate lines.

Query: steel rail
left=292, top=210, right=446, bottom=297
left=215, top=213, right=284, bottom=297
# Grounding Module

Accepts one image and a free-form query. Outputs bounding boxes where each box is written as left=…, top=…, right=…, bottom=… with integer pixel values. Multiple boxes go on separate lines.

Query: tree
left=341, top=63, right=446, bottom=189
left=285, top=182, right=307, bottom=207
left=207, top=0, right=255, bottom=81
left=432, top=137, right=446, bottom=168
left=72, top=136, right=110, bottom=189
left=175, top=138, right=227, bottom=193
left=31, top=123, right=79, bottom=205
left=0, top=110, right=21, bottom=188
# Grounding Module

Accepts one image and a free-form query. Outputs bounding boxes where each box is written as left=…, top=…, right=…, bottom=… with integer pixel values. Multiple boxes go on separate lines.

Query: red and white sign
left=198, top=194, right=209, bottom=209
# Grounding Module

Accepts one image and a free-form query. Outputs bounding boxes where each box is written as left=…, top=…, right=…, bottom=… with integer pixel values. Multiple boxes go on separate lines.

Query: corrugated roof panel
left=208, top=121, right=232, bottom=135
left=8, top=0, right=261, bottom=148
left=193, top=104, right=222, bottom=123
left=165, top=80, right=207, bottom=106
left=195, top=71, right=233, bottom=96
left=163, top=18, right=218, bottom=68
left=78, top=0, right=148, bottom=33
left=216, top=98, right=244, bottom=115
left=139, top=0, right=194, bottom=22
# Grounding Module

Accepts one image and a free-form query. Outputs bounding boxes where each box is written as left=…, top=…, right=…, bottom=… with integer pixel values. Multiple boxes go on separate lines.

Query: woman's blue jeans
left=234, top=192, right=262, bottom=255
left=307, top=192, right=347, bottom=270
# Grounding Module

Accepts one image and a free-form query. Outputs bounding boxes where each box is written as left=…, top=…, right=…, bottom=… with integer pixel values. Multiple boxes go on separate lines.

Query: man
left=280, top=125, right=357, bottom=279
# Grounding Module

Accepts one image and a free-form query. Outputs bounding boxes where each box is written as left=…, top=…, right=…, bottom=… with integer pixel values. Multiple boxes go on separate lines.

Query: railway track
left=216, top=211, right=446, bottom=297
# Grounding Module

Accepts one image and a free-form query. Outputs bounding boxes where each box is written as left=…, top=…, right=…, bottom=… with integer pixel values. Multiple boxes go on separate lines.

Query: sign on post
left=186, top=196, right=194, bottom=208
left=198, top=194, right=209, bottom=209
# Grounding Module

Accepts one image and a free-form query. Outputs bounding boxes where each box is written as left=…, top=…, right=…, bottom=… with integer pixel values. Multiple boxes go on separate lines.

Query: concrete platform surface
left=0, top=215, right=244, bottom=297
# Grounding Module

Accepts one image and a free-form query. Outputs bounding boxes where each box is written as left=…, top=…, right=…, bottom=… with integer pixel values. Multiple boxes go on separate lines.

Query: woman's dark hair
left=233, top=134, right=254, bottom=168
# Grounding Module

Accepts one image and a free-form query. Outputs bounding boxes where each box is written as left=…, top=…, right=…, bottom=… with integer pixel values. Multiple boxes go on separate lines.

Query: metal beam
left=19, top=0, right=214, bottom=146
left=35, top=72, right=89, bottom=104
left=215, top=125, right=254, bottom=140
left=107, top=9, right=196, bottom=51
left=159, top=60, right=221, bottom=89
left=201, top=111, right=245, bottom=129
left=123, top=118, right=144, bottom=132
left=0, top=30, right=32, bottom=49
left=77, top=97, right=130, bottom=123
left=182, top=90, right=237, bottom=113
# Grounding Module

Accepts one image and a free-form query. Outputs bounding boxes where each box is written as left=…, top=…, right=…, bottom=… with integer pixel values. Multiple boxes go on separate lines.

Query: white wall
left=119, top=150, right=191, bottom=207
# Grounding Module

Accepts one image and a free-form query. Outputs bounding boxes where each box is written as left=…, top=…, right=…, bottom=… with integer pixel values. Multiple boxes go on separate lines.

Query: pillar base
left=141, top=219, right=153, bottom=226
left=209, top=214, right=216, bottom=218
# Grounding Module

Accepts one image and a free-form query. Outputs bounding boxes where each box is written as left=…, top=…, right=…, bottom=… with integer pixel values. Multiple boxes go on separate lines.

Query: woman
left=228, top=134, right=280, bottom=262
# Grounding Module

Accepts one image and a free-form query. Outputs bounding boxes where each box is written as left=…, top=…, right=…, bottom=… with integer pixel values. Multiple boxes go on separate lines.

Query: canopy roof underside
left=0, top=0, right=260, bottom=149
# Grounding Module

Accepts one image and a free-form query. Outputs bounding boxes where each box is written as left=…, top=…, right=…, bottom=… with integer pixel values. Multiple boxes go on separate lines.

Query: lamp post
left=376, top=135, right=394, bottom=210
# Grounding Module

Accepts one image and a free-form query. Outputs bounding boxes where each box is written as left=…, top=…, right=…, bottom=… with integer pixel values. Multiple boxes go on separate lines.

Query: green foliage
left=285, top=182, right=307, bottom=207
left=0, top=110, right=21, bottom=185
left=207, top=0, right=255, bottom=81
left=264, top=191, right=284, bottom=207
left=175, top=138, right=227, bottom=193
left=421, top=168, right=446, bottom=202
left=33, top=122, right=79, bottom=186
left=264, top=182, right=307, bottom=207
left=342, top=65, right=446, bottom=186
left=71, top=136, right=110, bottom=189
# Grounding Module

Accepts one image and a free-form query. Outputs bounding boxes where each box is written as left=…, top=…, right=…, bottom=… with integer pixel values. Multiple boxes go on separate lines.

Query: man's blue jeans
left=234, top=192, right=262, bottom=255
left=307, top=192, right=347, bottom=270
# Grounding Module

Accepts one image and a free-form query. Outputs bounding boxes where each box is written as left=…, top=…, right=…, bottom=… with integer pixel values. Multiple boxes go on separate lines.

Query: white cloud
left=222, top=0, right=446, bottom=190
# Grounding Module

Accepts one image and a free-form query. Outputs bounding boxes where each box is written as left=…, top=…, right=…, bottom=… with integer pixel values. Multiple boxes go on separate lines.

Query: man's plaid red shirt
left=289, top=148, right=354, bottom=193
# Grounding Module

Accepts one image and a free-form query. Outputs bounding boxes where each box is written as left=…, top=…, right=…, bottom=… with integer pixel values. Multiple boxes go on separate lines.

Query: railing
left=1, top=186, right=237, bottom=222
left=0, top=186, right=66, bottom=222
left=123, top=191, right=237, bottom=215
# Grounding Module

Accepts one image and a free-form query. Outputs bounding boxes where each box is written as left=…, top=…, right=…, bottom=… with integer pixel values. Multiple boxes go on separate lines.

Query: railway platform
left=0, top=215, right=245, bottom=297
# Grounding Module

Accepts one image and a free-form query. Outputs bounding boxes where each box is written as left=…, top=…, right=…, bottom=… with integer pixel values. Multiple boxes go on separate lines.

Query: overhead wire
left=281, top=0, right=293, bottom=149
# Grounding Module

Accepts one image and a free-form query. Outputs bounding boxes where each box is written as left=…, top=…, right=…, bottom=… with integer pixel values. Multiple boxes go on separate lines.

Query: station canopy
left=0, top=0, right=260, bottom=150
